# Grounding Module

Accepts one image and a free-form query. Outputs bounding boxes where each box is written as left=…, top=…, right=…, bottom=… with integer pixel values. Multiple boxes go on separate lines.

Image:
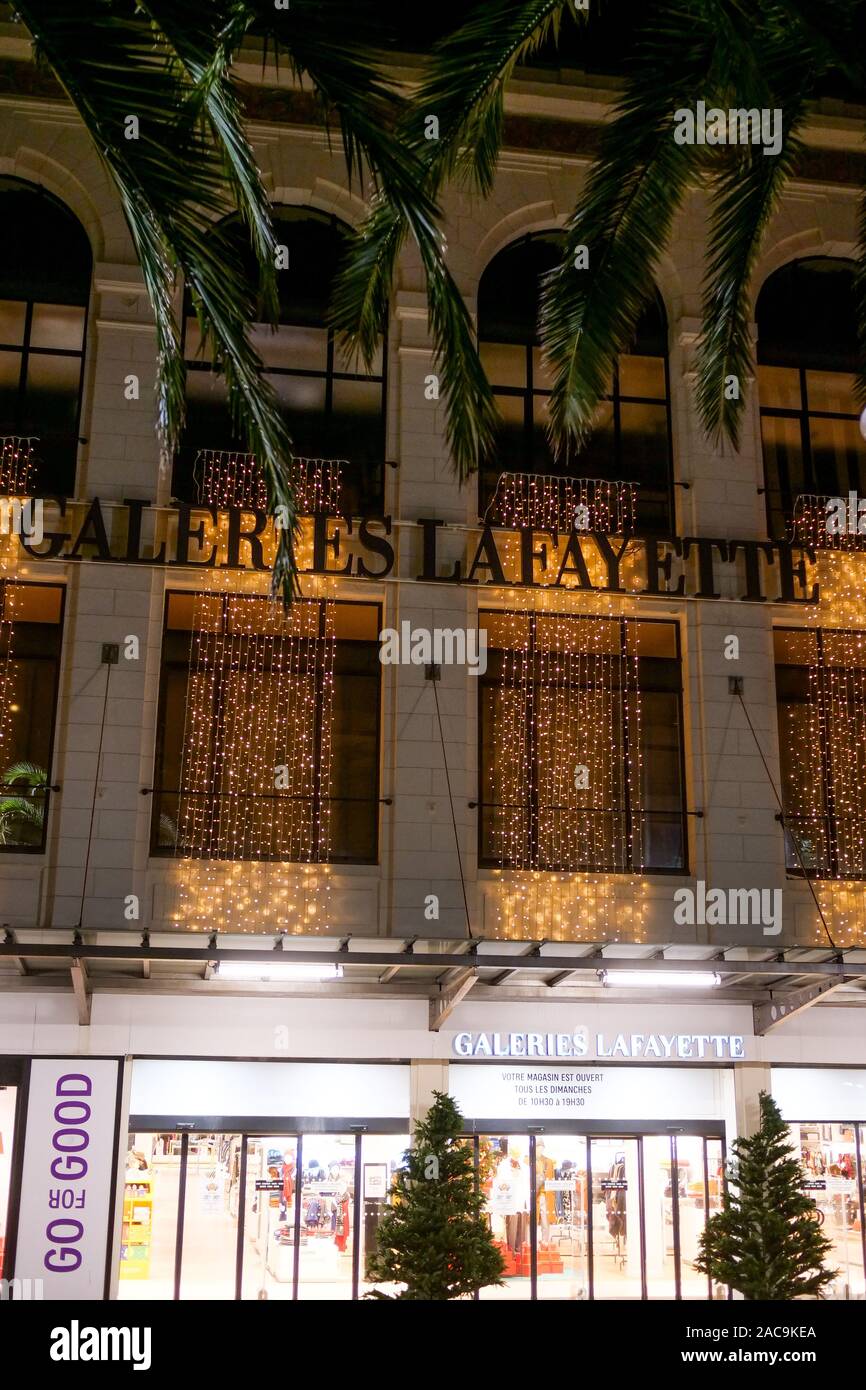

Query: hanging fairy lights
left=783, top=547, right=866, bottom=944
left=172, top=590, right=337, bottom=932
left=485, top=473, right=637, bottom=533
left=0, top=438, right=33, bottom=780
left=789, top=493, right=866, bottom=551
left=0, top=437, right=37, bottom=494
left=483, top=595, right=647, bottom=942
left=192, top=449, right=344, bottom=514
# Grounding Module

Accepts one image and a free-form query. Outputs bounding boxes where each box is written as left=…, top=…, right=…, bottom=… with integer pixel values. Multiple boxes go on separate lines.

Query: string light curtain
left=789, top=493, right=866, bottom=551
left=172, top=591, right=337, bottom=932
left=481, top=606, right=653, bottom=940
left=776, top=548, right=866, bottom=943
left=191, top=448, right=343, bottom=514
left=0, top=438, right=33, bottom=778
left=485, top=473, right=637, bottom=533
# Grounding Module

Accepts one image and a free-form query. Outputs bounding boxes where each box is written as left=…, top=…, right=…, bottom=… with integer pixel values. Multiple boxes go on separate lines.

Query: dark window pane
left=0, top=302, right=26, bottom=346
left=0, top=351, right=22, bottom=426
left=758, top=364, right=802, bottom=412
left=22, top=352, right=81, bottom=433
left=619, top=354, right=666, bottom=400
left=30, top=303, right=85, bottom=352
left=808, top=414, right=864, bottom=496
left=251, top=323, right=327, bottom=373
left=481, top=342, right=526, bottom=389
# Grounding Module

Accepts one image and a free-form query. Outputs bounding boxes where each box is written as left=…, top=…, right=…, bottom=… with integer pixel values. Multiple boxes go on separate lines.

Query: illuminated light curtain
left=790, top=494, right=866, bottom=552
left=0, top=437, right=37, bottom=494
left=192, top=448, right=344, bottom=514
left=782, top=549, right=866, bottom=943
left=173, top=591, right=337, bottom=932
left=485, top=473, right=637, bottom=533
left=0, top=438, right=33, bottom=776
left=485, top=601, right=646, bottom=942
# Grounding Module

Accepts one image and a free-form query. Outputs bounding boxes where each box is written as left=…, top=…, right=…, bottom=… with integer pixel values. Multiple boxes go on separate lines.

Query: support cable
left=733, top=687, right=836, bottom=950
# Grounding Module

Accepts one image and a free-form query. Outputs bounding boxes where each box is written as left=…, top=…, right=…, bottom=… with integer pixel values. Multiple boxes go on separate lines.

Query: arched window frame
left=176, top=206, right=388, bottom=516
left=477, top=231, right=674, bottom=533
left=756, top=256, right=864, bottom=541
left=0, top=178, right=92, bottom=496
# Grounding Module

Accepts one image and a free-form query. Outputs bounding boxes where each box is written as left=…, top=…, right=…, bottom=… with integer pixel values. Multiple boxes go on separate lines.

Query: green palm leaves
left=14, top=0, right=436, bottom=600
left=338, top=0, right=865, bottom=463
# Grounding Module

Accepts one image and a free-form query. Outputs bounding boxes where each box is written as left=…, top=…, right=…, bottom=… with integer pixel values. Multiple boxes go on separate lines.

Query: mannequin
left=494, top=1147, right=530, bottom=1255
left=536, top=1142, right=556, bottom=1244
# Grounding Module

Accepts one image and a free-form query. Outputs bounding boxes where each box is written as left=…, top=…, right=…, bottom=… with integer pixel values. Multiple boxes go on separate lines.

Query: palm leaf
left=1, top=760, right=47, bottom=787
left=540, top=2, right=715, bottom=448
left=136, top=0, right=279, bottom=321
left=697, top=112, right=807, bottom=446
left=331, top=0, right=585, bottom=475
left=17, top=0, right=298, bottom=598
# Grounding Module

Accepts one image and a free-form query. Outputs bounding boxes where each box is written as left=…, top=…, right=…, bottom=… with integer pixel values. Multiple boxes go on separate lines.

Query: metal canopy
left=2, top=931, right=865, bottom=1035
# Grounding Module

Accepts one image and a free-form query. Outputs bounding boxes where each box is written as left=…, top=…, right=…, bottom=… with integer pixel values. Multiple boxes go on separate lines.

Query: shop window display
left=792, top=1122, right=866, bottom=1299
left=478, top=1136, right=533, bottom=1299
left=119, top=1133, right=184, bottom=1299
left=474, top=1131, right=725, bottom=1300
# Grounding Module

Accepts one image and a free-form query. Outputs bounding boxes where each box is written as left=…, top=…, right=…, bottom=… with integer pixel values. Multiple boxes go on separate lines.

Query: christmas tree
left=365, top=1091, right=505, bottom=1299
left=695, top=1091, right=837, bottom=1299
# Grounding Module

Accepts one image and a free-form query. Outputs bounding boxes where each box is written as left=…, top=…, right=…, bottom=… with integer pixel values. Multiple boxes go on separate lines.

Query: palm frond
left=136, top=0, right=279, bottom=320
left=1, top=760, right=47, bottom=787
left=697, top=114, right=808, bottom=446
left=16, top=0, right=298, bottom=598
left=331, top=0, right=583, bottom=475
left=540, top=3, right=715, bottom=447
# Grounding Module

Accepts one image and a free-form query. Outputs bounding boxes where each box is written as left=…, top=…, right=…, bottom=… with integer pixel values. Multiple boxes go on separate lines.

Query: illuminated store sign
left=15, top=499, right=819, bottom=605
left=452, top=1030, right=746, bottom=1060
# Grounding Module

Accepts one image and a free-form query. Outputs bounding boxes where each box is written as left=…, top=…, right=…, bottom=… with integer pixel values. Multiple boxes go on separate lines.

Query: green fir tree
left=365, top=1091, right=505, bottom=1299
left=695, top=1092, right=837, bottom=1300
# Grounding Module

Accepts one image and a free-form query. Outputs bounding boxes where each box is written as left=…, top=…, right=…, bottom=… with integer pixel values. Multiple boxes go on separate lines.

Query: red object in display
left=334, top=1192, right=351, bottom=1252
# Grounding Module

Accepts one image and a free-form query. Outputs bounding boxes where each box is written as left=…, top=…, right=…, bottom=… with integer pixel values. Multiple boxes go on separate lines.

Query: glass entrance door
left=474, top=1129, right=726, bottom=1300
left=241, top=1136, right=299, bottom=1301
left=589, top=1138, right=643, bottom=1298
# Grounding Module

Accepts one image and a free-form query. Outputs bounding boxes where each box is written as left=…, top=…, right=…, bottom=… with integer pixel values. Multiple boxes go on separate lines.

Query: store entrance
left=118, top=1128, right=409, bottom=1300
left=476, top=1128, right=726, bottom=1300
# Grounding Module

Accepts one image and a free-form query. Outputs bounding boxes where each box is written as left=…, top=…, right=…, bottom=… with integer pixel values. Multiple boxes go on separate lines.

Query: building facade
left=0, top=19, right=865, bottom=1301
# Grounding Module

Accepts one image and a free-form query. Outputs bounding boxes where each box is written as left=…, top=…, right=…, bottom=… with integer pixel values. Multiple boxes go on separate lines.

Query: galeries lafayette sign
left=15, top=499, right=820, bottom=604
left=452, top=1030, right=746, bottom=1060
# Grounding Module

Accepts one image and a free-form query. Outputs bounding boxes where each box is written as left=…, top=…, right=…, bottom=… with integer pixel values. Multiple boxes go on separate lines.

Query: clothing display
left=605, top=1159, right=627, bottom=1241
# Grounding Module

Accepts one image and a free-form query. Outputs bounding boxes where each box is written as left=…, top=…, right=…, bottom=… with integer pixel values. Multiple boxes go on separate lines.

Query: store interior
left=790, top=1122, right=866, bottom=1299
left=478, top=1132, right=725, bottom=1300
left=118, top=1130, right=409, bottom=1300
left=114, top=1119, right=866, bottom=1299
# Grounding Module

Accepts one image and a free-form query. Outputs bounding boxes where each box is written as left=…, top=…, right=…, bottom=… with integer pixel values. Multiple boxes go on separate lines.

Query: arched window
left=0, top=178, right=91, bottom=494
left=477, top=232, right=673, bottom=532
left=176, top=206, right=386, bottom=516
left=757, top=257, right=864, bottom=540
